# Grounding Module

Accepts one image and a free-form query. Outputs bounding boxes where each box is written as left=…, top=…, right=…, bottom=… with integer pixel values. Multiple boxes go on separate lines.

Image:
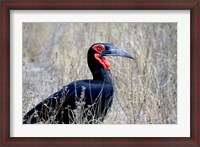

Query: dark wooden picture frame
left=1, top=0, right=199, bottom=146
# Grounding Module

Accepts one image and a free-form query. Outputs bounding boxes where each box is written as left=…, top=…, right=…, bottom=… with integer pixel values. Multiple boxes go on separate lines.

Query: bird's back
left=23, top=79, right=113, bottom=124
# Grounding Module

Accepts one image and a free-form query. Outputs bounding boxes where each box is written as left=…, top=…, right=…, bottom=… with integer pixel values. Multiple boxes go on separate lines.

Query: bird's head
left=89, top=43, right=134, bottom=70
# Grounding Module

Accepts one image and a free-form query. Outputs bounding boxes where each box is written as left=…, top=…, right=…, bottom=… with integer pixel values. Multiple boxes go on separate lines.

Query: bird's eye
left=97, top=45, right=102, bottom=51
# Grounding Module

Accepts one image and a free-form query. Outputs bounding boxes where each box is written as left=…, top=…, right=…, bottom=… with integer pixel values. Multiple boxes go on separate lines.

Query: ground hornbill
left=23, top=43, right=133, bottom=124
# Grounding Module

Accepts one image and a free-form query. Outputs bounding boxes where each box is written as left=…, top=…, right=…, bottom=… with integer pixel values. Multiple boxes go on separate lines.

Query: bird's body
left=23, top=43, right=133, bottom=124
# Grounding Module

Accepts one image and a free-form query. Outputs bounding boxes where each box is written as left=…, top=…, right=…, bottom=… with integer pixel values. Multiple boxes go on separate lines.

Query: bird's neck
left=87, top=49, right=113, bottom=84
left=91, top=67, right=113, bottom=83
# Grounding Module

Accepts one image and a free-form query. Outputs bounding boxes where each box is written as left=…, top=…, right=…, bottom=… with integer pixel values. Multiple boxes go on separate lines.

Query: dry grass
left=23, top=22, right=177, bottom=124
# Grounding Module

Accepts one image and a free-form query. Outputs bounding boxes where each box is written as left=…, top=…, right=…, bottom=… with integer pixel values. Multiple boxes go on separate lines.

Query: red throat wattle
left=94, top=53, right=110, bottom=70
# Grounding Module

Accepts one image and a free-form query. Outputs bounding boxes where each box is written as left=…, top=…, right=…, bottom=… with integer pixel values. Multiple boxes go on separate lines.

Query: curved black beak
left=101, top=43, right=134, bottom=59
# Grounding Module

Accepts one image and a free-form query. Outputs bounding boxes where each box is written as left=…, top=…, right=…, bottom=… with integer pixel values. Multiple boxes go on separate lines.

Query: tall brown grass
left=23, top=22, right=177, bottom=124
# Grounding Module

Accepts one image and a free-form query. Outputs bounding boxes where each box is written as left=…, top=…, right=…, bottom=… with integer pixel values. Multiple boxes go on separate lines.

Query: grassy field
left=23, top=22, right=177, bottom=124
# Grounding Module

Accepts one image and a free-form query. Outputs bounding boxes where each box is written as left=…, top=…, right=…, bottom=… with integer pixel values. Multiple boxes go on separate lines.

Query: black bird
left=23, top=43, right=133, bottom=124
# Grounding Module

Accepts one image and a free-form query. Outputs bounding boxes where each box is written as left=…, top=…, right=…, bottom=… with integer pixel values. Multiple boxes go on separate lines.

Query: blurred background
left=23, top=22, right=177, bottom=124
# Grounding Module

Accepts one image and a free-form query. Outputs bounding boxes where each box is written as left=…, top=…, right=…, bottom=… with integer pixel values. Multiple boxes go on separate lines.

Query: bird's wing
left=23, top=83, right=76, bottom=124
left=23, top=80, right=113, bottom=124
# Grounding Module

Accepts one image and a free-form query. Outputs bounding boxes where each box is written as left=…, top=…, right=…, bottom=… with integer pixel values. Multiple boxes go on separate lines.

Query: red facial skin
left=92, top=44, right=111, bottom=70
